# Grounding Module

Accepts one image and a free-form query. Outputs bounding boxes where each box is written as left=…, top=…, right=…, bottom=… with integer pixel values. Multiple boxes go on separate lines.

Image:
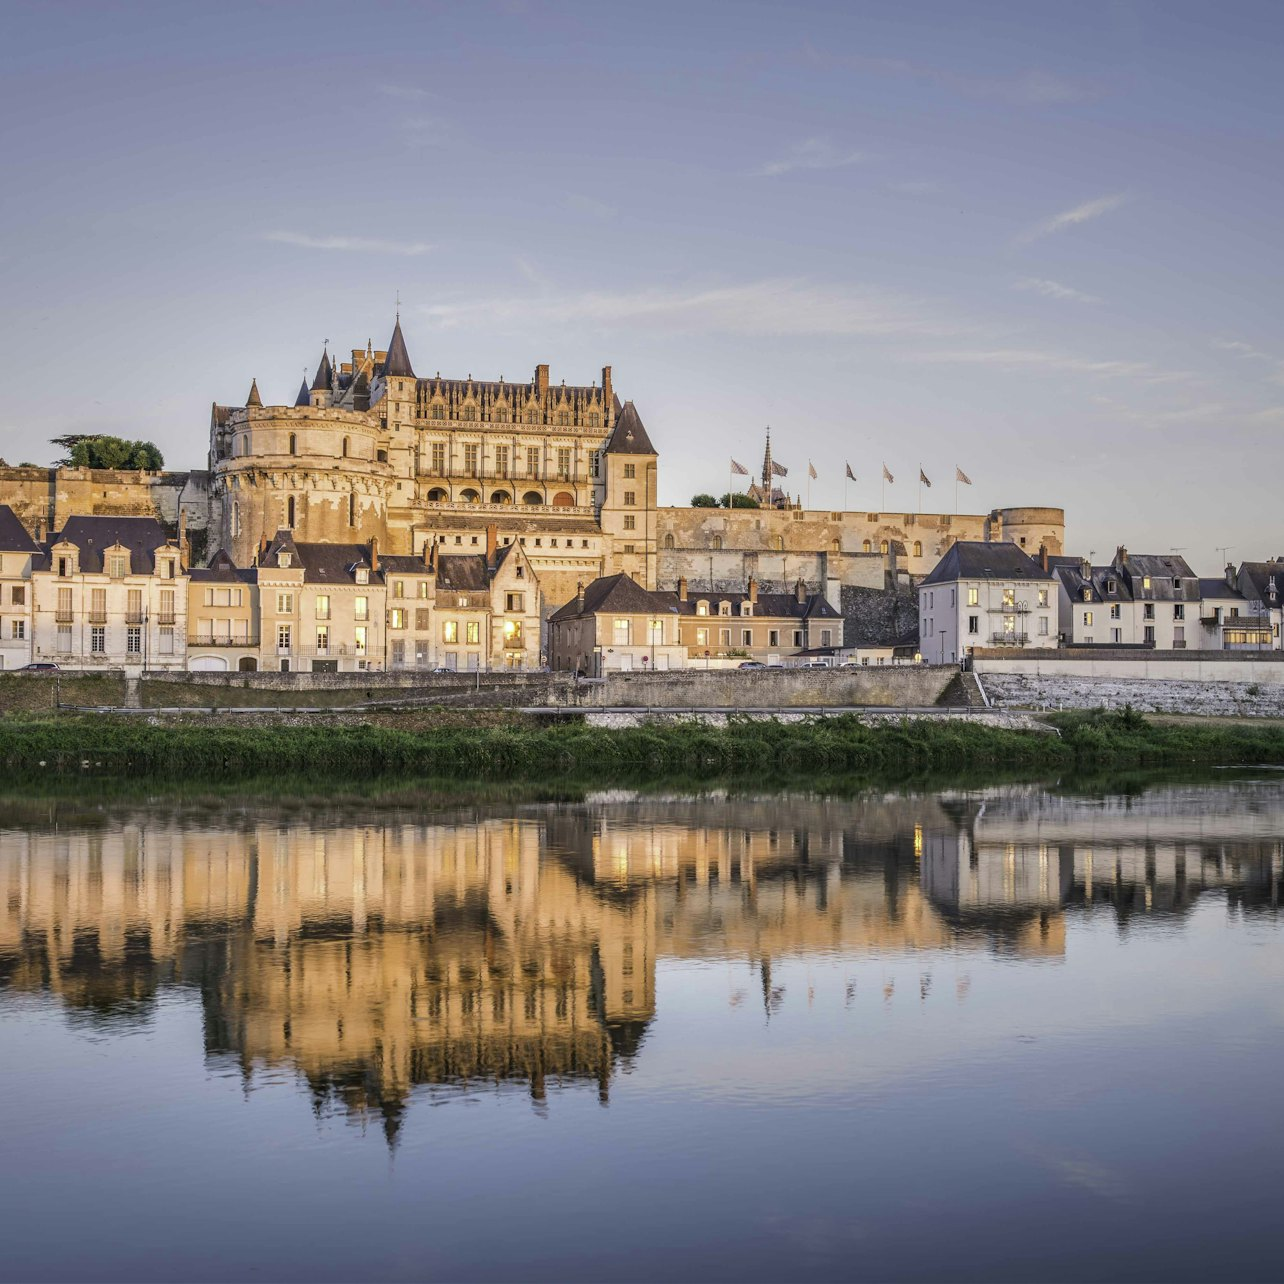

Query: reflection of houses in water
left=922, top=782, right=1283, bottom=931
left=3, top=782, right=1280, bottom=1140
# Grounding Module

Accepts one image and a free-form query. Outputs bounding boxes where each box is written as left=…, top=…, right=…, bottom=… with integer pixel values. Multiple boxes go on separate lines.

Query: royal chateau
left=0, top=313, right=1072, bottom=669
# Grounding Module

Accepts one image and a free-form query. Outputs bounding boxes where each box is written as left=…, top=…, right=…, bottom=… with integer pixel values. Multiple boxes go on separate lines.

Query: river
left=1, top=774, right=1281, bottom=1282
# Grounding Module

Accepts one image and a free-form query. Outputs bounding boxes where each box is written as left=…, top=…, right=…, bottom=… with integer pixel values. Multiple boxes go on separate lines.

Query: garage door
left=188, top=656, right=229, bottom=672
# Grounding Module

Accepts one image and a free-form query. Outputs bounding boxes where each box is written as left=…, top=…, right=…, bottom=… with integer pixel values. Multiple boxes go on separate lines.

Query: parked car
left=21, top=662, right=60, bottom=671
left=801, top=660, right=830, bottom=669
left=738, top=660, right=766, bottom=670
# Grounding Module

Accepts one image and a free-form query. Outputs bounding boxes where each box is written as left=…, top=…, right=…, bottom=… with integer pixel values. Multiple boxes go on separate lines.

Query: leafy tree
left=691, top=493, right=719, bottom=507
left=719, top=493, right=760, bottom=508
left=51, top=435, right=165, bottom=470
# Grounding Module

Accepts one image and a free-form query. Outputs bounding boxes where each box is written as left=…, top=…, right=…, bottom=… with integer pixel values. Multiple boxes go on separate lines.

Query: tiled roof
left=603, top=400, right=655, bottom=455
left=0, top=504, right=39, bottom=553
left=47, top=516, right=174, bottom=574
left=550, top=572, right=675, bottom=622
left=920, top=541, right=1052, bottom=587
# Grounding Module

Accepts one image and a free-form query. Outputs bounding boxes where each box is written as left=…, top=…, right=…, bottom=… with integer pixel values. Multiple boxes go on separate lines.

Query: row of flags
left=730, top=459, right=974, bottom=487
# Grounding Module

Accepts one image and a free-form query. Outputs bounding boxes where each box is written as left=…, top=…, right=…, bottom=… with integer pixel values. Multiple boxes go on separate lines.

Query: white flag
left=808, top=461, right=817, bottom=480
left=919, top=468, right=932, bottom=488
left=955, top=466, right=972, bottom=485
left=730, top=458, right=749, bottom=475
left=882, top=462, right=894, bottom=484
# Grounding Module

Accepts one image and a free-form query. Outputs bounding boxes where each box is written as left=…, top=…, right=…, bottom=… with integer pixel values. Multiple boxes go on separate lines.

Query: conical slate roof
left=294, top=377, right=311, bottom=407
left=246, top=379, right=262, bottom=408
left=310, top=348, right=333, bottom=392
left=603, top=400, right=655, bottom=455
left=383, top=316, right=415, bottom=378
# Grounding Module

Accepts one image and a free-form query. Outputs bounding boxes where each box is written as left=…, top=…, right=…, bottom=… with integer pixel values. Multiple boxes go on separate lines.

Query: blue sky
left=1, top=0, right=1281, bottom=568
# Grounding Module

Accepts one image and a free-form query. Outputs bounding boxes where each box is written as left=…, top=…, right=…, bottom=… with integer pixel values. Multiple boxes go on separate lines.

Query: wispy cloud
left=910, top=346, right=1192, bottom=384
left=1212, top=338, right=1284, bottom=385
left=399, top=115, right=452, bottom=149
left=262, top=232, right=433, bottom=257
left=1014, top=277, right=1102, bottom=304
left=802, top=47, right=1098, bottom=107
left=378, top=83, right=431, bottom=102
left=1016, top=193, right=1129, bottom=244
left=564, top=192, right=617, bottom=219
left=756, top=138, right=865, bottom=178
left=421, top=278, right=973, bottom=340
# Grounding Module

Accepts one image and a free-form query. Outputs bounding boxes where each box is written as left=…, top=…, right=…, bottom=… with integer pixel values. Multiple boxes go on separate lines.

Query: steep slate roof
left=382, top=317, right=415, bottom=379
left=1197, top=577, right=1248, bottom=603
left=379, top=554, right=432, bottom=575
left=47, top=516, right=174, bottom=574
left=0, top=504, right=39, bottom=552
left=310, top=348, right=333, bottom=392
left=292, top=542, right=378, bottom=585
left=189, top=548, right=257, bottom=584
left=549, top=572, right=676, bottom=622
left=603, top=401, right=655, bottom=455
left=1239, top=560, right=1284, bottom=607
left=920, top=540, right=1052, bottom=587
left=294, top=378, right=311, bottom=407
left=1110, top=549, right=1198, bottom=600
left=672, top=588, right=840, bottom=621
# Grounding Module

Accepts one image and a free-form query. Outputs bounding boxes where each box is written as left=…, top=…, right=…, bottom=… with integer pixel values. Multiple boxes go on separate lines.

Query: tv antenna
left=1217, top=545, right=1234, bottom=566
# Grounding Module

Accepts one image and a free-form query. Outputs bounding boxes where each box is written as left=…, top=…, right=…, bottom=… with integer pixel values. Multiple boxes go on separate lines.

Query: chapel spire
left=384, top=314, right=415, bottom=379
left=310, top=347, right=333, bottom=392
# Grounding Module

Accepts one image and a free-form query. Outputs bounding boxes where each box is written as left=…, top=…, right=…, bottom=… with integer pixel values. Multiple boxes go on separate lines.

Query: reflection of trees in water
left=1, top=782, right=1280, bottom=1142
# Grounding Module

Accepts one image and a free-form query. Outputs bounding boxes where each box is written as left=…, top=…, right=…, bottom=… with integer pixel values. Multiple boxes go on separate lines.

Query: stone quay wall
left=973, top=649, right=1284, bottom=684
left=979, top=670, right=1284, bottom=719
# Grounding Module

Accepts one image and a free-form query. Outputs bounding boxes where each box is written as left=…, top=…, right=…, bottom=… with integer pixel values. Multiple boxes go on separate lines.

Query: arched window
left=522, top=491, right=544, bottom=505
left=880, top=540, right=889, bottom=555
left=552, top=491, right=575, bottom=507
left=663, top=533, right=675, bottom=549
left=712, top=535, right=723, bottom=550
left=831, top=539, right=841, bottom=552
left=863, top=539, right=871, bottom=553
left=460, top=488, right=480, bottom=503
left=231, top=501, right=240, bottom=537
left=772, top=536, right=784, bottom=551
left=288, top=433, right=297, bottom=456
left=342, top=437, right=350, bottom=458
left=490, top=490, right=512, bottom=504
left=913, top=540, right=922, bottom=557
left=287, top=495, right=296, bottom=527
left=427, top=487, right=448, bottom=502
left=239, top=435, right=247, bottom=456
left=348, top=492, right=356, bottom=527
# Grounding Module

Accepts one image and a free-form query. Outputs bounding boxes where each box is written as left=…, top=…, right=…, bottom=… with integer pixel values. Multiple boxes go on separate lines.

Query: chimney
left=601, top=365, right=612, bottom=407
left=575, top=580, right=585, bottom=613
left=422, top=536, right=433, bottom=567
left=747, top=576, right=758, bottom=604
left=795, top=577, right=806, bottom=605
left=486, top=522, right=498, bottom=569
left=1116, top=545, right=1129, bottom=566
left=1081, top=557, right=1091, bottom=580
left=369, top=536, right=379, bottom=575
left=178, top=510, right=190, bottom=568
left=678, top=576, right=688, bottom=602
left=1226, top=562, right=1236, bottom=590
left=34, top=516, right=45, bottom=543
left=535, top=363, right=549, bottom=399
left=1039, top=542, right=1048, bottom=573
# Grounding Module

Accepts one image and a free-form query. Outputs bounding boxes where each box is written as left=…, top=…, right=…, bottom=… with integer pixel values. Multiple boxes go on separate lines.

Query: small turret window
left=287, top=496, right=296, bottom=527
left=288, top=433, right=297, bottom=456
left=342, top=437, right=349, bottom=458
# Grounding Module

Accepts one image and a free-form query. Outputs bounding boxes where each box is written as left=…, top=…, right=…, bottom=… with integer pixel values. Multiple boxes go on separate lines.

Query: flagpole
left=881, top=468, right=885, bottom=513
left=954, top=473, right=958, bottom=516
left=917, top=464, right=922, bottom=515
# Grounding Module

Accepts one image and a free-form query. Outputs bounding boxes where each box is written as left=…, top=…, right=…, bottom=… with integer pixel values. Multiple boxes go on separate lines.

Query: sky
left=1, top=0, right=1281, bottom=570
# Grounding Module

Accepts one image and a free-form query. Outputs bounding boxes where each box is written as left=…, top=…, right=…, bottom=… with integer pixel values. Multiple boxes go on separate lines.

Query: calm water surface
left=1, top=777, right=1282, bottom=1283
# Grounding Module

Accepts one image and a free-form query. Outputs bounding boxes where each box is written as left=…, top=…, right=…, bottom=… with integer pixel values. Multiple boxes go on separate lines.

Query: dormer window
left=740, top=602, right=752, bottom=617
left=355, top=567, right=369, bottom=585
left=1082, top=587, right=1091, bottom=602
left=278, top=552, right=291, bottom=568
left=1107, top=579, right=1116, bottom=593
left=1142, top=576, right=1151, bottom=591
left=108, top=554, right=127, bottom=579
left=696, top=600, right=709, bottom=616
left=718, top=601, right=731, bottom=616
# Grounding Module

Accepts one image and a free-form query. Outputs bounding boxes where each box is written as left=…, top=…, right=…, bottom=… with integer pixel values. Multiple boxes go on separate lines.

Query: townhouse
left=548, top=574, right=686, bottom=674
left=0, top=504, right=38, bottom=669
left=918, top=542, right=1058, bottom=664
left=30, top=516, right=188, bottom=670
left=187, top=550, right=261, bottom=671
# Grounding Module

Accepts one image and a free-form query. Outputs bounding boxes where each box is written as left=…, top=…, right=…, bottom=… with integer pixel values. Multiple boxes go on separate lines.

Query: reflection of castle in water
left=1, top=783, right=1280, bottom=1140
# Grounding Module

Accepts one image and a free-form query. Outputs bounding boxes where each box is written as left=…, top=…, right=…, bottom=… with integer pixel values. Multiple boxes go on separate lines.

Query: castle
left=0, top=314, right=1065, bottom=619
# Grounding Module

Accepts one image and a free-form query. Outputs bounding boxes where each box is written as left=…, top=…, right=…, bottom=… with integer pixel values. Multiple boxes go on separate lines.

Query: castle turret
left=310, top=348, right=333, bottom=409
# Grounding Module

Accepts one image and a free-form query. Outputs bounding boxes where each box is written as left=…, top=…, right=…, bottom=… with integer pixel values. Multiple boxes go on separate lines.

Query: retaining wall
left=974, top=650, right=1284, bottom=684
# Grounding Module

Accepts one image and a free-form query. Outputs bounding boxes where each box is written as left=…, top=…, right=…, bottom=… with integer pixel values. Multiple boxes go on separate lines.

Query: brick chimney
left=575, top=581, right=586, bottom=614
left=1226, top=562, right=1236, bottom=590
left=486, top=523, right=498, bottom=570
left=535, top=363, right=549, bottom=399
left=795, top=577, right=806, bottom=605
left=601, top=365, right=612, bottom=408
left=1116, top=545, right=1129, bottom=566
left=369, top=536, right=379, bottom=575
left=747, top=576, right=758, bottom=604
left=677, top=576, right=688, bottom=602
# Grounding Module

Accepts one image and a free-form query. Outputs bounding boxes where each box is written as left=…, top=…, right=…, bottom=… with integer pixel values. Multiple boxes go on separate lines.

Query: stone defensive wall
left=0, top=466, right=210, bottom=543
left=656, top=504, right=1064, bottom=584
left=973, top=649, right=1284, bottom=683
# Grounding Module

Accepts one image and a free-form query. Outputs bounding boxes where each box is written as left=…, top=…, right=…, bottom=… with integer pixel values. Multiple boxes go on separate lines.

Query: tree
left=691, top=493, right=719, bottom=507
left=720, top=493, right=760, bottom=509
left=51, top=435, right=165, bottom=470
